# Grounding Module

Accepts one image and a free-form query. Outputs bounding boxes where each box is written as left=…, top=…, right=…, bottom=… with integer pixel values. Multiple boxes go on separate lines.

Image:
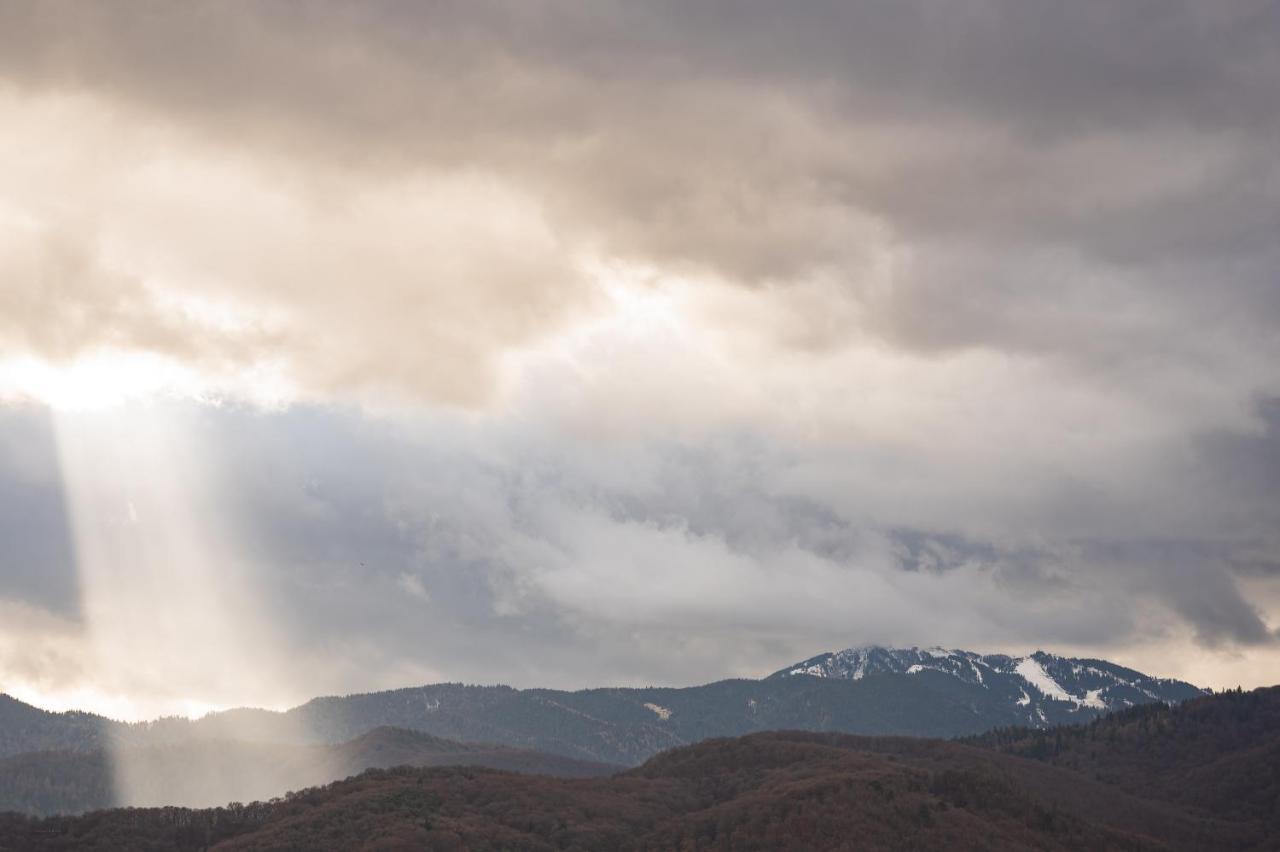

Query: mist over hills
left=0, top=727, right=616, bottom=817
left=2, top=687, right=1275, bottom=851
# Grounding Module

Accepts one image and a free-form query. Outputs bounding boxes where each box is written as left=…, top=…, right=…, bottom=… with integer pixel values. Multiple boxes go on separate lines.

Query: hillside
left=0, top=736, right=1146, bottom=851
left=0, top=687, right=1273, bottom=851
left=0, top=697, right=116, bottom=759
left=969, top=686, right=1280, bottom=832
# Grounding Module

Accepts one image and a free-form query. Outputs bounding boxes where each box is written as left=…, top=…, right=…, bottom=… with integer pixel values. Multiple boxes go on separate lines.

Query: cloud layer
left=0, top=1, right=1277, bottom=711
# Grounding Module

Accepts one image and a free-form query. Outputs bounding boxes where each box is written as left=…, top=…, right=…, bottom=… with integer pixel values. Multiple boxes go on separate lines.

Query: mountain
left=233, top=646, right=1199, bottom=763
left=0, top=647, right=1206, bottom=768
left=772, top=646, right=1205, bottom=728
left=2, top=687, right=1275, bottom=851
left=0, top=726, right=617, bottom=816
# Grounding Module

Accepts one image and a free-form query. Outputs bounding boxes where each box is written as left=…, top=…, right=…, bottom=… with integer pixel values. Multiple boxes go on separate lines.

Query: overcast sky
left=0, top=1, right=1278, bottom=719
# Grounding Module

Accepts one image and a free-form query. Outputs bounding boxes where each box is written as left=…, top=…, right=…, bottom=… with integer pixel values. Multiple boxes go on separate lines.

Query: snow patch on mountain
left=643, top=703, right=672, bottom=721
left=970, top=661, right=985, bottom=684
left=1015, top=657, right=1073, bottom=702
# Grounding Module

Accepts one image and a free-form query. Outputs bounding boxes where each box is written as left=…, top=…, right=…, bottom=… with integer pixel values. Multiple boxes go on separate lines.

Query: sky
left=0, top=0, right=1278, bottom=720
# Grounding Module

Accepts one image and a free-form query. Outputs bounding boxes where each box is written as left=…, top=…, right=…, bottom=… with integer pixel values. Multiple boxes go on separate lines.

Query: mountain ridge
left=771, top=645, right=1204, bottom=727
left=0, top=646, right=1208, bottom=766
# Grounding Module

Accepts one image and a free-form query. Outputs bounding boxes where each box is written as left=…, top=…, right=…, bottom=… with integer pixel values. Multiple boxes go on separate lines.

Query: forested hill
left=0, top=686, right=1274, bottom=851
left=968, top=685, right=1280, bottom=833
left=0, top=696, right=115, bottom=758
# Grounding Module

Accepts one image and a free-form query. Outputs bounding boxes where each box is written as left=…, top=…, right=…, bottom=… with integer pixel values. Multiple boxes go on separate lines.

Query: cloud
left=0, top=89, right=593, bottom=406
left=0, top=1, right=1276, bottom=402
left=0, top=398, right=1276, bottom=710
left=0, top=2, right=1277, bottom=706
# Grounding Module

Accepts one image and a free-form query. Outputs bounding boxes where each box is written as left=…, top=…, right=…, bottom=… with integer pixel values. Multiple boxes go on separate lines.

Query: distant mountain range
left=3, top=687, right=1275, bottom=850
left=0, top=646, right=1206, bottom=771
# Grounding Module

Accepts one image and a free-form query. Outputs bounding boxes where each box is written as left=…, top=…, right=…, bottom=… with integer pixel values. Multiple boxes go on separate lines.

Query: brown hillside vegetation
left=0, top=687, right=1274, bottom=851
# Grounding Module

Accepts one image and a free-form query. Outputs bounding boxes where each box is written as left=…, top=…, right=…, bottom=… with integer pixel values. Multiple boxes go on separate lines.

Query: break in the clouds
left=0, top=1, right=1278, bottom=715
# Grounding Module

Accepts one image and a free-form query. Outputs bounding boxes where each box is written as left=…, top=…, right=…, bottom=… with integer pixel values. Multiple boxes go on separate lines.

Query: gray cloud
left=7, top=399, right=1274, bottom=700
left=0, top=2, right=1277, bottom=705
left=1199, top=396, right=1280, bottom=506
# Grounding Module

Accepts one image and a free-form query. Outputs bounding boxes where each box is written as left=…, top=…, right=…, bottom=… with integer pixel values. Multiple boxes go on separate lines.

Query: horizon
left=1, top=1, right=1278, bottom=725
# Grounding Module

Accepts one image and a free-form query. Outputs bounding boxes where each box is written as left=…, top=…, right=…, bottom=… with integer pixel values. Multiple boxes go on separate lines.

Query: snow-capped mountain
left=771, top=646, right=1206, bottom=727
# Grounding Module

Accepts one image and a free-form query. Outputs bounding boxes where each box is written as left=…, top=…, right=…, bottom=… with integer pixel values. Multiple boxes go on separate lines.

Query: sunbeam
left=50, top=399, right=313, bottom=805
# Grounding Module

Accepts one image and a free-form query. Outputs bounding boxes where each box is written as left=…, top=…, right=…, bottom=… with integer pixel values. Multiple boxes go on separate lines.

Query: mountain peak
left=771, top=645, right=1206, bottom=727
